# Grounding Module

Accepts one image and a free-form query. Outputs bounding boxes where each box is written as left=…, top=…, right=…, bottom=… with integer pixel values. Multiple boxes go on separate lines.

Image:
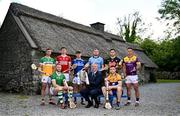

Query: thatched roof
left=3, top=3, right=158, bottom=68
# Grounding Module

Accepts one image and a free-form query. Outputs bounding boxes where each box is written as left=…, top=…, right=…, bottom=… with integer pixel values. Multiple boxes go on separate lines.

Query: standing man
left=56, top=47, right=71, bottom=82
left=80, top=63, right=103, bottom=108
left=71, top=51, right=85, bottom=104
left=105, top=49, right=121, bottom=72
left=84, top=49, right=104, bottom=71
left=122, top=47, right=141, bottom=107
left=39, top=48, right=55, bottom=105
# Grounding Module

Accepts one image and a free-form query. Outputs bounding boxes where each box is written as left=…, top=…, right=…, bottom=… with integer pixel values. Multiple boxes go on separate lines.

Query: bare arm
left=38, top=63, right=42, bottom=71
left=68, top=61, right=71, bottom=71
left=109, top=80, right=122, bottom=90
left=83, top=58, right=90, bottom=70
left=100, top=64, right=106, bottom=71
left=102, top=64, right=105, bottom=69
left=118, top=60, right=123, bottom=69
left=101, top=58, right=105, bottom=71
left=52, top=79, right=59, bottom=88
left=63, top=79, right=68, bottom=88
left=38, top=64, right=46, bottom=74
left=136, top=62, right=141, bottom=70
left=122, top=63, right=127, bottom=77
left=84, top=63, right=89, bottom=69
left=118, top=80, right=122, bottom=87
left=71, top=64, right=77, bottom=69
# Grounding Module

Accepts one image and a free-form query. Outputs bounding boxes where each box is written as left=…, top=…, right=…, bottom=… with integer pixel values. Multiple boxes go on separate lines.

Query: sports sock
left=117, top=101, right=120, bottom=106
left=81, top=97, right=84, bottom=102
left=74, top=97, right=77, bottom=102
left=136, top=98, right=139, bottom=102
left=127, top=97, right=131, bottom=102
left=58, top=91, right=63, bottom=104
left=68, top=91, right=73, bottom=101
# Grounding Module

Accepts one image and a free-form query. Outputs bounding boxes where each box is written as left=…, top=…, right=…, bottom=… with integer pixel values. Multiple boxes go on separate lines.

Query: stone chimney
left=90, top=22, right=105, bottom=31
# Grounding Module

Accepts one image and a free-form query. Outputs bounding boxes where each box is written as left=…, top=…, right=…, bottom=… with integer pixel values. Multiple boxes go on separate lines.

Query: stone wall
left=31, top=50, right=46, bottom=94
left=130, top=65, right=157, bottom=84
left=155, top=71, right=180, bottom=80
left=0, top=12, right=33, bottom=94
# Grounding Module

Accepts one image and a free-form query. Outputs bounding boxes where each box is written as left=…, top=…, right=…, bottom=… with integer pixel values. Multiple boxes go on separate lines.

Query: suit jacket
left=87, top=71, right=102, bottom=89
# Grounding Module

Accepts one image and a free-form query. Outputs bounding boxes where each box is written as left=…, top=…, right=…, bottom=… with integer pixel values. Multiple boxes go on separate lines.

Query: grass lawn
left=157, top=79, right=180, bottom=83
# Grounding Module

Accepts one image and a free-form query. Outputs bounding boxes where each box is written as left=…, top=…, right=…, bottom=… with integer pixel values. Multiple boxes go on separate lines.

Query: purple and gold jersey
left=123, top=55, right=140, bottom=76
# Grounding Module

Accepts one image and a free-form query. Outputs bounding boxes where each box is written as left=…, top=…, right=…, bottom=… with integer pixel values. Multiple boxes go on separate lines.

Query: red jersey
left=56, top=55, right=71, bottom=73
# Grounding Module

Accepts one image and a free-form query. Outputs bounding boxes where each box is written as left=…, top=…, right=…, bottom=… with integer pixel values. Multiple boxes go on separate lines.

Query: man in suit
left=80, top=63, right=102, bottom=108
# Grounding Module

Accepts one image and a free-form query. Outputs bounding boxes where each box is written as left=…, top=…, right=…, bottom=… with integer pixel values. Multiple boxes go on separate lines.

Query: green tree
left=158, top=0, right=180, bottom=34
left=155, top=39, right=174, bottom=71
left=171, top=36, right=180, bottom=71
left=140, top=37, right=180, bottom=71
left=140, top=38, right=158, bottom=59
left=117, top=12, right=142, bottom=43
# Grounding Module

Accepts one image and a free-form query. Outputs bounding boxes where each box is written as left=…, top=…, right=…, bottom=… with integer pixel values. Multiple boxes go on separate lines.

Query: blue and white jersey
left=72, top=58, right=85, bottom=75
left=87, top=56, right=104, bottom=71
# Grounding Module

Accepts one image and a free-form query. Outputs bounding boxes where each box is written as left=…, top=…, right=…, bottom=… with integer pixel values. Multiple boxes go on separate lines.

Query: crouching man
left=51, top=64, right=74, bottom=109
left=102, top=66, right=122, bottom=110
left=80, top=63, right=103, bottom=108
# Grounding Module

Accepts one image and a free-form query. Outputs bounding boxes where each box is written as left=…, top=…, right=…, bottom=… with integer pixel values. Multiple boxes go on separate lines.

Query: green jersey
left=51, top=72, right=65, bottom=86
left=40, top=56, right=55, bottom=64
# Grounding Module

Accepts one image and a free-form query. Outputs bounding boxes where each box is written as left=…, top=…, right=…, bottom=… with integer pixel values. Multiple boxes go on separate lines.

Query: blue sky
left=0, top=0, right=167, bottom=39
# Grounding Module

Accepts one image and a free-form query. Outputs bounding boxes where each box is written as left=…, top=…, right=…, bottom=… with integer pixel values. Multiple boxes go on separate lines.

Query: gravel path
left=0, top=83, right=180, bottom=116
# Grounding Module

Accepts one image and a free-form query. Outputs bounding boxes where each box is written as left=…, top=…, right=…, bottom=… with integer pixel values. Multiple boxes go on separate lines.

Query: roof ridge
left=9, top=2, right=124, bottom=42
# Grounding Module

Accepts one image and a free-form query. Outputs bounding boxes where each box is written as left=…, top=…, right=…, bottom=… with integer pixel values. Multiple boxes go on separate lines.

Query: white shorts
left=64, top=73, right=70, bottom=82
left=125, top=75, right=138, bottom=84
left=73, top=76, right=81, bottom=85
left=41, top=76, right=51, bottom=84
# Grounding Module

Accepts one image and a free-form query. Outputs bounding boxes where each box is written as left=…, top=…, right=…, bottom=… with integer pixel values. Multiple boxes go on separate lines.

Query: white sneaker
left=135, top=101, right=140, bottom=107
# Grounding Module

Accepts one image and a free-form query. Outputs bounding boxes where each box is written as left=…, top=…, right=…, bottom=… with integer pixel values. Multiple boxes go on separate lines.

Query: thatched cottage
left=0, top=3, right=158, bottom=94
